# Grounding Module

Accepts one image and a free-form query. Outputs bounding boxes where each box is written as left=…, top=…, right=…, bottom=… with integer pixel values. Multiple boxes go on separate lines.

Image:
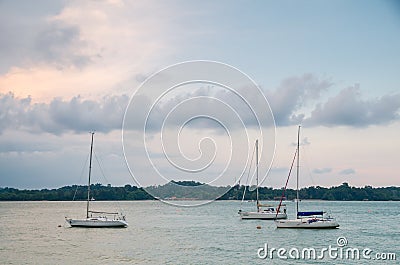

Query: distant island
left=0, top=181, right=399, bottom=201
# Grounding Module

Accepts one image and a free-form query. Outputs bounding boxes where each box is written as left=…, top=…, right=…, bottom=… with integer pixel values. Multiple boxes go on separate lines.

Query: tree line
left=0, top=182, right=399, bottom=201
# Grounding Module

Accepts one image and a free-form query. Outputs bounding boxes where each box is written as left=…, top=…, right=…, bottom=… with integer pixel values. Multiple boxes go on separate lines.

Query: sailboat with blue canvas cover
left=275, top=126, right=339, bottom=229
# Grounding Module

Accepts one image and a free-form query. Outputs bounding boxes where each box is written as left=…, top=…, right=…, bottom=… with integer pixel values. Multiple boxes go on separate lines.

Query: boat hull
left=66, top=218, right=128, bottom=228
left=240, top=211, right=287, bottom=220
left=275, top=218, right=339, bottom=229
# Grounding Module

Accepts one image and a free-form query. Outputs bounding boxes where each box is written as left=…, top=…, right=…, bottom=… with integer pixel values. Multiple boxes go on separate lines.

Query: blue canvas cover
left=297, top=211, right=323, bottom=217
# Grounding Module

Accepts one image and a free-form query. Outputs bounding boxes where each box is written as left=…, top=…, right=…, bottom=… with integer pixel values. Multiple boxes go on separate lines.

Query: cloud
left=304, top=85, right=400, bottom=127
left=339, top=168, right=356, bottom=175
left=312, top=168, right=332, bottom=174
left=0, top=92, right=129, bottom=134
left=150, top=80, right=400, bottom=130
left=147, top=86, right=260, bottom=131
left=0, top=130, right=61, bottom=154
left=0, top=1, right=64, bottom=73
left=265, top=73, right=333, bottom=126
left=2, top=74, right=399, bottom=136
left=290, top=136, right=311, bottom=147
left=3, top=81, right=399, bottom=137
left=33, top=21, right=92, bottom=69
left=0, top=1, right=93, bottom=72
left=0, top=1, right=180, bottom=101
left=263, top=76, right=400, bottom=128
left=1, top=84, right=272, bottom=135
left=0, top=130, right=132, bottom=189
left=302, top=137, right=311, bottom=145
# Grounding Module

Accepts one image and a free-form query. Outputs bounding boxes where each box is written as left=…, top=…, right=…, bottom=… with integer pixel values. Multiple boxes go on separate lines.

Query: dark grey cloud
left=1, top=76, right=399, bottom=136
left=150, top=87, right=259, bottom=130
left=265, top=76, right=400, bottom=128
left=33, top=22, right=92, bottom=69
left=304, top=85, right=400, bottom=127
left=0, top=1, right=91, bottom=73
left=132, top=83, right=275, bottom=133
left=265, top=73, right=333, bottom=126
left=0, top=92, right=129, bottom=134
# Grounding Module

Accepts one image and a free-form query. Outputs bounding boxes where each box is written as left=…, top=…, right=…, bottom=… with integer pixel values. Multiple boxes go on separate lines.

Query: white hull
left=65, top=133, right=128, bottom=229
left=66, top=217, right=128, bottom=228
left=275, top=218, right=339, bottom=229
left=240, top=211, right=287, bottom=220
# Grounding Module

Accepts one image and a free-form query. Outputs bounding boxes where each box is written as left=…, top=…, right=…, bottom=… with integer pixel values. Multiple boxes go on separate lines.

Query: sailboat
left=238, top=140, right=287, bottom=220
left=65, top=132, right=128, bottom=228
left=275, top=126, right=339, bottom=229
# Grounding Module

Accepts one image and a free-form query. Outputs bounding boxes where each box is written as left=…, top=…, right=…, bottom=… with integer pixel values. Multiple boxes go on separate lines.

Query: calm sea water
left=0, top=200, right=399, bottom=264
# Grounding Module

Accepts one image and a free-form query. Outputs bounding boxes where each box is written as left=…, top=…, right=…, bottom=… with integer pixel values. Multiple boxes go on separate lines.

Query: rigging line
left=247, top=140, right=259, bottom=192
left=276, top=147, right=298, bottom=219
left=93, top=151, right=125, bottom=215
left=93, top=150, right=110, bottom=184
left=257, top=144, right=272, bottom=186
left=240, top=142, right=256, bottom=206
left=72, top=153, right=90, bottom=201
left=301, top=144, right=316, bottom=187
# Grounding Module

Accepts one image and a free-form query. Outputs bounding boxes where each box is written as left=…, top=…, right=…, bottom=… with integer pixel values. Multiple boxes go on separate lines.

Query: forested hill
left=0, top=182, right=399, bottom=201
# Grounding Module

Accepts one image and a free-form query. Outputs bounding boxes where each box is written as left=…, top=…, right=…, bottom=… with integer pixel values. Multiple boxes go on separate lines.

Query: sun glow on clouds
left=0, top=66, right=126, bottom=102
left=0, top=0, right=177, bottom=102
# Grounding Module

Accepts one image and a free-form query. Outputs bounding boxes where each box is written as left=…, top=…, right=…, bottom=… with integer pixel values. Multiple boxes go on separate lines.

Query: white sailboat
left=238, top=140, right=287, bottom=220
left=275, top=126, right=339, bottom=229
left=65, top=132, right=128, bottom=228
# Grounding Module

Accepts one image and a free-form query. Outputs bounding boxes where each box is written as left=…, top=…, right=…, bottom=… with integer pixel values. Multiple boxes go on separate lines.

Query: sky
left=0, top=0, right=399, bottom=190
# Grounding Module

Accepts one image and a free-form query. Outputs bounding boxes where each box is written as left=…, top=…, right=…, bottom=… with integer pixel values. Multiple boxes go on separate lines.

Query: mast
left=256, top=139, right=259, bottom=212
left=86, top=132, right=94, bottom=218
left=296, top=126, right=300, bottom=217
